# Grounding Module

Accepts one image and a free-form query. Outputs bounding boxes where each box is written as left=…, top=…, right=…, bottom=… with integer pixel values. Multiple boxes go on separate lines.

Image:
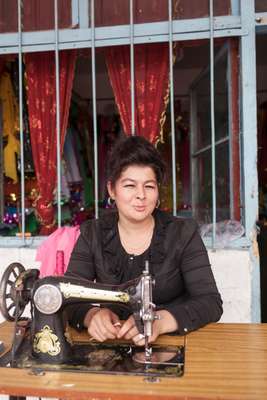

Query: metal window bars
left=8, top=0, right=253, bottom=248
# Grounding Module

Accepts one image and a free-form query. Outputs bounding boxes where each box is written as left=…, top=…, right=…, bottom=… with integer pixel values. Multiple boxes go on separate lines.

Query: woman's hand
left=116, top=315, right=142, bottom=345
left=117, top=310, right=178, bottom=346
left=117, top=314, right=162, bottom=346
left=84, top=307, right=121, bottom=342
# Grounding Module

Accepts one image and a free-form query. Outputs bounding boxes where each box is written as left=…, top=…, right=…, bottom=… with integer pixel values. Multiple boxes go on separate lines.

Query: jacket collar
left=99, top=209, right=174, bottom=263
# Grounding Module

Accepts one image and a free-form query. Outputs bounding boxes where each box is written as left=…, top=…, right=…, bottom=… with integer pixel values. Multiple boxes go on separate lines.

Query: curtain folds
left=25, top=50, right=76, bottom=235
left=105, top=43, right=170, bottom=144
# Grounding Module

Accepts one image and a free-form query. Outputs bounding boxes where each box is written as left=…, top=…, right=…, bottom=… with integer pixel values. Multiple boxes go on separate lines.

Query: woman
left=65, top=135, right=223, bottom=345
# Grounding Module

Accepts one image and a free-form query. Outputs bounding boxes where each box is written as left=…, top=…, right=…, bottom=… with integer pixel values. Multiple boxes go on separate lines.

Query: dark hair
left=107, top=135, right=166, bottom=186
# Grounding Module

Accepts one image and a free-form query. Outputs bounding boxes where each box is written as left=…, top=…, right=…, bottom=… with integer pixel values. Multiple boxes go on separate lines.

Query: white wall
left=209, top=250, right=253, bottom=322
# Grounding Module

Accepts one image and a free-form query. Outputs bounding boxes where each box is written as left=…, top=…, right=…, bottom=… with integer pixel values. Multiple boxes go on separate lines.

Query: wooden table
left=0, top=321, right=267, bottom=400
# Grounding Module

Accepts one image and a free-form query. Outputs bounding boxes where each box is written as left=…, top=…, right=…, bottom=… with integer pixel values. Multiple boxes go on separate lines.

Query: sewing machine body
left=30, top=273, right=145, bottom=363
left=0, top=262, right=184, bottom=377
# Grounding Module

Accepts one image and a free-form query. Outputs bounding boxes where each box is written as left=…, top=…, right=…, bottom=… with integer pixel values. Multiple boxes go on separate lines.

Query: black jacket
left=65, top=209, right=223, bottom=334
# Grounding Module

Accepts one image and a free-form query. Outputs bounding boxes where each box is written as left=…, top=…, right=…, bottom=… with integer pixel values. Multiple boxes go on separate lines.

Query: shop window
left=190, top=41, right=240, bottom=223
left=0, top=39, right=241, bottom=237
left=0, top=0, right=244, bottom=236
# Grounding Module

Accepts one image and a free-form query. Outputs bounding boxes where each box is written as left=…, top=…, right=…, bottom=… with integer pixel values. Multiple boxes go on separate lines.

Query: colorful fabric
left=64, top=128, right=82, bottom=183
left=0, top=71, right=20, bottom=182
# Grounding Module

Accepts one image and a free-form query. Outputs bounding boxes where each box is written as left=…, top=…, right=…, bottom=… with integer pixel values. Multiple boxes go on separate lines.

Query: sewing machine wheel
left=0, top=262, right=26, bottom=321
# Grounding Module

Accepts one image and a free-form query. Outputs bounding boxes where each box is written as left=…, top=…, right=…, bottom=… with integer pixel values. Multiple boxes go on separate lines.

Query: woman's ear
left=107, top=181, right=115, bottom=200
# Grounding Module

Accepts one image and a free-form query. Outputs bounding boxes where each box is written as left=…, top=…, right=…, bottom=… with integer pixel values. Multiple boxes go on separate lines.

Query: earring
left=156, top=199, right=160, bottom=208
left=107, top=197, right=115, bottom=207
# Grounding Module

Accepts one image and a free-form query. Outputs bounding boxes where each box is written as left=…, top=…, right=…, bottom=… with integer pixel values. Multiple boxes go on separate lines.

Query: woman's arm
left=116, top=219, right=222, bottom=344
left=64, top=221, right=97, bottom=330
left=65, top=220, right=124, bottom=339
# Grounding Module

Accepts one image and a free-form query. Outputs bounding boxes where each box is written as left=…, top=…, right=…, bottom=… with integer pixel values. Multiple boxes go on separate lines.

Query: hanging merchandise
left=66, top=102, right=95, bottom=208
left=69, top=125, right=93, bottom=209
left=0, top=70, right=20, bottom=182
left=63, top=127, right=83, bottom=184
left=10, top=60, right=35, bottom=174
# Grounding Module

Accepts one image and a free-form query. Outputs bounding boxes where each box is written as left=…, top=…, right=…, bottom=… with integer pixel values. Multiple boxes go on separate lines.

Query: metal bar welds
left=17, top=0, right=26, bottom=242
left=130, top=0, right=135, bottom=135
left=209, top=0, right=216, bottom=248
left=54, top=0, right=62, bottom=227
left=192, top=136, right=229, bottom=157
left=91, top=0, right=99, bottom=219
left=168, top=0, right=177, bottom=216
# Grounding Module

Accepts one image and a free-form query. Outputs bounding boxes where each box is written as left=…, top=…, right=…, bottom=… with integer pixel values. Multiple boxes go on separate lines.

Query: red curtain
left=25, top=50, right=76, bottom=235
left=95, top=0, right=175, bottom=26
left=105, top=43, right=170, bottom=144
left=23, top=0, right=72, bottom=31
left=95, top=0, right=231, bottom=27
left=0, top=0, right=71, bottom=33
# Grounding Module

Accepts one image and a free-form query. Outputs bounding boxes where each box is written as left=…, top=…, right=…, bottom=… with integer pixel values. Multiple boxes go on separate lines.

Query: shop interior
left=0, top=39, right=231, bottom=237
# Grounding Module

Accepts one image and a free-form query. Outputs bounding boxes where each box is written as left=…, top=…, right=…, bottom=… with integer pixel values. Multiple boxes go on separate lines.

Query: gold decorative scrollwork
left=33, top=325, right=61, bottom=356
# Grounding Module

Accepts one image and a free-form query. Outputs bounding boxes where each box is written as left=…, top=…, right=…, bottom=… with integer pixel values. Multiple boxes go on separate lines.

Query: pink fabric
left=36, top=226, right=80, bottom=277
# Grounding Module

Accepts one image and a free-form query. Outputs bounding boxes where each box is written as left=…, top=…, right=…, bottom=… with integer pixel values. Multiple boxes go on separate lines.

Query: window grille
left=0, top=1, right=259, bottom=250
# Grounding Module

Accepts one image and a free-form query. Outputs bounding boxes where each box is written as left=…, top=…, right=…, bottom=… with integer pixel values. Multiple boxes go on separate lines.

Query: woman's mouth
left=134, top=206, right=146, bottom=212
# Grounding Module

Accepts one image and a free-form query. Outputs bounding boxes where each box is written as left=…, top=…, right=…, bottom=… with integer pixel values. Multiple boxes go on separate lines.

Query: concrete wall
left=0, top=247, right=254, bottom=324
left=209, top=250, right=253, bottom=323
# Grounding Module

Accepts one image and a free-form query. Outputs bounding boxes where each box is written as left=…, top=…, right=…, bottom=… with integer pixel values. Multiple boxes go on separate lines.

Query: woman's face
left=107, top=165, right=159, bottom=224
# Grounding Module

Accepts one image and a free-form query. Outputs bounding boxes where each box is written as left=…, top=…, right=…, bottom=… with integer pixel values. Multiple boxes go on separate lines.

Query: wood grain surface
left=0, top=321, right=267, bottom=400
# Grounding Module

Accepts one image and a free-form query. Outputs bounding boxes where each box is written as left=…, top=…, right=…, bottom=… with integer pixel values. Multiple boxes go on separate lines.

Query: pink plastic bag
left=36, top=226, right=80, bottom=277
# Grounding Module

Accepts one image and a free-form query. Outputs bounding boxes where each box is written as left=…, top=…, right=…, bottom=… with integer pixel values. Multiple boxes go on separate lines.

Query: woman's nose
left=136, top=186, right=145, bottom=200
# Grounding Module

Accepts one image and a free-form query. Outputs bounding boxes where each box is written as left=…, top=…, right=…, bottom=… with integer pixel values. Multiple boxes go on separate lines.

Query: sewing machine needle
left=145, top=337, right=152, bottom=361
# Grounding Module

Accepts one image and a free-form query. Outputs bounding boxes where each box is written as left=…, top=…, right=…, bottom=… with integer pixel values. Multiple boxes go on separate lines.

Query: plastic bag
left=199, top=220, right=245, bottom=248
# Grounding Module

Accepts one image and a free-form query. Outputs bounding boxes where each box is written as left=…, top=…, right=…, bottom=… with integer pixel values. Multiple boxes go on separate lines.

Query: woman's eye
left=124, top=184, right=135, bottom=188
left=145, top=185, right=156, bottom=189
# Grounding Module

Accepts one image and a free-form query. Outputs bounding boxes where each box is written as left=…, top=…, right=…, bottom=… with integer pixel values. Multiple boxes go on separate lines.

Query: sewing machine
left=0, top=262, right=184, bottom=377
